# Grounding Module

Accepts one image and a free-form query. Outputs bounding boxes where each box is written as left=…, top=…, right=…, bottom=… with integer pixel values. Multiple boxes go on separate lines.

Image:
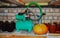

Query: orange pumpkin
left=33, top=24, right=48, bottom=35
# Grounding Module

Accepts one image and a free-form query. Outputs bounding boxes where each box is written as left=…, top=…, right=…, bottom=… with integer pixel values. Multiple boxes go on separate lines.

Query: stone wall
left=0, top=7, right=60, bottom=23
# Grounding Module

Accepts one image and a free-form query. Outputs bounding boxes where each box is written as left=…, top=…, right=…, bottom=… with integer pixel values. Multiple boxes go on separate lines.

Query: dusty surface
left=0, top=31, right=60, bottom=38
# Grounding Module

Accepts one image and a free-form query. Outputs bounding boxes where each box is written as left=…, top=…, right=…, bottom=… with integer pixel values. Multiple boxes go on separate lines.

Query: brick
left=56, top=13, right=60, bottom=16
left=50, top=8, right=55, bottom=13
left=11, top=17, right=15, bottom=20
left=18, top=8, right=22, bottom=12
left=35, top=9, right=40, bottom=13
left=44, top=17, right=48, bottom=20
left=54, top=8, right=60, bottom=13
left=0, top=16, right=3, bottom=20
left=44, top=20, right=50, bottom=23
left=4, top=8, right=8, bottom=13
left=53, top=13, right=57, bottom=16
left=52, top=20, right=58, bottom=22
left=42, top=20, right=45, bottom=23
left=3, top=16, right=8, bottom=20
left=7, top=13, right=15, bottom=16
left=13, top=10, right=18, bottom=13
left=42, top=8, right=46, bottom=13
left=48, top=16, right=52, bottom=20
left=46, top=8, right=50, bottom=13
left=52, top=13, right=60, bottom=16
left=0, top=8, right=5, bottom=13
left=58, top=17, right=60, bottom=20
left=46, top=13, right=52, bottom=16
left=8, top=16, right=12, bottom=20
left=0, top=13, right=4, bottom=16
left=53, top=16, right=57, bottom=20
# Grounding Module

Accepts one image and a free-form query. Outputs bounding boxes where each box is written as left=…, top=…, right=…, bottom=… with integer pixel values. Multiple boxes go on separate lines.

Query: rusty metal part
left=0, top=0, right=25, bottom=6
left=48, top=0, right=60, bottom=6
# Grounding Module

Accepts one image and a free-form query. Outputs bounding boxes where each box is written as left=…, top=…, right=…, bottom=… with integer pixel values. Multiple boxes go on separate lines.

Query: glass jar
left=49, top=23, right=56, bottom=33
left=56, top=22, right=60, bottom=33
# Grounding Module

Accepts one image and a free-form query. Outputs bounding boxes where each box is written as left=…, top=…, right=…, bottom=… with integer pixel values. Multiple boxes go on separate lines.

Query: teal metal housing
left=16, top=14, right=33, bottom=32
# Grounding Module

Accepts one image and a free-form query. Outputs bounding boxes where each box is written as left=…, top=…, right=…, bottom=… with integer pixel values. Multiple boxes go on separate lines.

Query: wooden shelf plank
left=0, top=5, right=60, bottom=8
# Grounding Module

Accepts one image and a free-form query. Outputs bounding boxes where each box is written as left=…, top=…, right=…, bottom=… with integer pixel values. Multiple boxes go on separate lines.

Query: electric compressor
left=15, top=2, right=45, bottom=32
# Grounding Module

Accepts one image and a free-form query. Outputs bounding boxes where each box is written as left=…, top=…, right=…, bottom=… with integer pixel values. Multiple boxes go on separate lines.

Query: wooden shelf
left=0, top=5, right=60, bottom=8
left=0, top=31, right=60, bottom=36
left=0, top=32, right=60, bottom=38
left=48, top=33, right=60, bottom=36
left=0, top=35, right=46, bottom=38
